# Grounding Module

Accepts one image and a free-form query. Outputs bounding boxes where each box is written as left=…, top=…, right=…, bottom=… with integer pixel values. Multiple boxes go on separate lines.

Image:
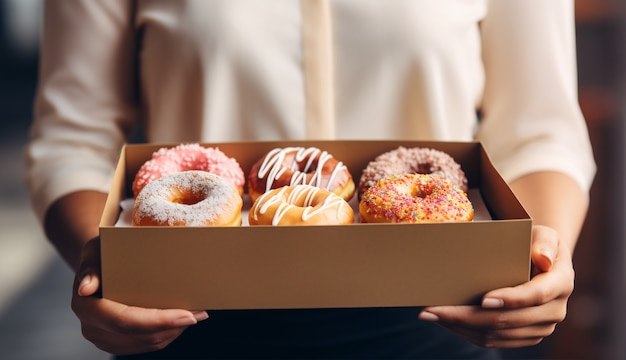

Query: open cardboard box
left=100, top=140, right=531, bottom=310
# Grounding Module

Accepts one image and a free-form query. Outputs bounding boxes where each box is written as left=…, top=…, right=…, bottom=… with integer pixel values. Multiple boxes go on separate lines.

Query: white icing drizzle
left=252, top=185, right=349, bottom=225
left=257, top=147, right=347, bottom=193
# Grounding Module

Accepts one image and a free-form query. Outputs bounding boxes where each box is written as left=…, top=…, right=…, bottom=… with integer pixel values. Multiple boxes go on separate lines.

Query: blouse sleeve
left=25, top=0, right=138, bottom=223
left=476, top=0, right=596, bottom=192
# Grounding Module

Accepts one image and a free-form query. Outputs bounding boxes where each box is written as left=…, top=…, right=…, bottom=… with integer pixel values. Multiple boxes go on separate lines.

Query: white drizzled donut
left=247, top=147, right=355, bottom=203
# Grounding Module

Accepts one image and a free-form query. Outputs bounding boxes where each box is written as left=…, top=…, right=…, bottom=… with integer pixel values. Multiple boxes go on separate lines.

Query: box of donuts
left=99, top=140, right=532, bottom=310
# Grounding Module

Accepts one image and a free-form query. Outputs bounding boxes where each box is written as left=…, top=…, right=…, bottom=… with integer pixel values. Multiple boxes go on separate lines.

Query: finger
left=83, top=322, right=188, bottom=355
left=438, top=321, right=555, bottom=349
left=530, top=225, right=559, bottom=273
left=482, top=256, right=574, bottom=309
left=420, top=300, right=566, bottom=330
left=74, top=236, right=102, bottom=297
left=457, top=226, right=563, bottom=311
left=104, top=304, right=206, bottom=334
left=72, top=294, right=208, bottom=334
left=77, top=272, right=101, bottom=297
left=78, top=236, right=102, bottom=275
left=110, top=306, right=208, bottom=333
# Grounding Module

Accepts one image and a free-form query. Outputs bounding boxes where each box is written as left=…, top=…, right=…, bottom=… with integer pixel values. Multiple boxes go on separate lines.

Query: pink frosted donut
left=132, top=144, right=245, bottom=197
left=358, top=147, right=468, bottom=198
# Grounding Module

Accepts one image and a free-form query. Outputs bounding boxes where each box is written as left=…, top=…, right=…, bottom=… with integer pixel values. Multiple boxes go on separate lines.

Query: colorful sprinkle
left=359, top=174, right=474, bottom=223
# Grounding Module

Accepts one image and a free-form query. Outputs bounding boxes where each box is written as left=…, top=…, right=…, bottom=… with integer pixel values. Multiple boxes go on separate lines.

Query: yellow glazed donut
left=359, top=174, right=473, bottom=223
left=249, top=184, right=354, bottom=226
left=132, top=170, right=243, bottom=226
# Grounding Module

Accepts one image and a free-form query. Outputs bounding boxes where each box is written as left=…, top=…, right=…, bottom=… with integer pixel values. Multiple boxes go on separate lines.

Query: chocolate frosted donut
left=247, top=147, right=355, bottom=204
left=358, top=147, right=468, bottom=198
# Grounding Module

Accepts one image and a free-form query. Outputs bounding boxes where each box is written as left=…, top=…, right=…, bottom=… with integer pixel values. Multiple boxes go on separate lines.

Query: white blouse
left=26, top=0, right=596, bottom=222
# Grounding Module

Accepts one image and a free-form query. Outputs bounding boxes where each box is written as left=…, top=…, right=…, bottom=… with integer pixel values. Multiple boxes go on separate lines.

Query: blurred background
left=0, top=1, right=623, bottom=359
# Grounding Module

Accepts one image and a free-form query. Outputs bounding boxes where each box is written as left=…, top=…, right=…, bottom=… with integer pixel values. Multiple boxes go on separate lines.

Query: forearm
left=43, top=191, right=108, bottom=272
left=509, top=171, right=589, bottom=254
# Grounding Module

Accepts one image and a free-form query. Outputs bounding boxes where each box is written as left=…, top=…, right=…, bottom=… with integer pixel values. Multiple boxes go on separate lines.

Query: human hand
left=418, top=225, right=573, bottom=348
left=72, top=237, right=209, bottom=355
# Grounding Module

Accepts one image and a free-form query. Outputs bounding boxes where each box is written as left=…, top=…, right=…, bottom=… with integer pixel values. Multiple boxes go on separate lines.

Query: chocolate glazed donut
left=247, top=147, right=355, bottom=203
left=358, top=147, right=468, bottom=198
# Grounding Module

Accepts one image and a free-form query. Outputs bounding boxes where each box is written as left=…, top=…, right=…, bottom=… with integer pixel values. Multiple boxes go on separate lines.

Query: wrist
left=44, top=191, right=107, bottom=270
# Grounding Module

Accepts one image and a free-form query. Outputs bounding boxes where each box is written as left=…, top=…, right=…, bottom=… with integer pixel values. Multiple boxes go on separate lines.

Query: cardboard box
left=100, top=140, right=531, bottom=310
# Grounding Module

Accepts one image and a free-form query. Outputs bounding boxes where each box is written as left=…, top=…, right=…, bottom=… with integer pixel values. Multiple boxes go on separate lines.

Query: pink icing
left=132, top=144, right=245, bottom=197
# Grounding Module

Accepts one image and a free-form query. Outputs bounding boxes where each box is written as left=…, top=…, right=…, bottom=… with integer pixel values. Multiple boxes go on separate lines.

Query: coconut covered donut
left=358, top=147, right=468, bottom=198
left=247, top=147, right=355, bottom=203
left=359, top=174, right=473, bottom=223
left=132, top=143, right=245, bottom=197
left=132, top=171, right=243, bottom=226
left=249, top=184, right=354, bottom=226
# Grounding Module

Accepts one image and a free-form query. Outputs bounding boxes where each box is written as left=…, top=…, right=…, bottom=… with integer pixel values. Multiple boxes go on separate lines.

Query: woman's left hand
left=418, top=225, right=574, bottom=348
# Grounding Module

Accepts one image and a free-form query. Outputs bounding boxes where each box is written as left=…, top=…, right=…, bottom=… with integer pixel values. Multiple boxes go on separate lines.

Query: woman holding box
left=25, top=1, right=595, bottom=358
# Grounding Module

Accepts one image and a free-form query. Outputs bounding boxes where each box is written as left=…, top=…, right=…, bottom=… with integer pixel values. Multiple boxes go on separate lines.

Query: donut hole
left=170, top=189, right=205, bottom=205
left=413, top=163, right=435, bottom=175
left=299, top=197, right=323, bottom=209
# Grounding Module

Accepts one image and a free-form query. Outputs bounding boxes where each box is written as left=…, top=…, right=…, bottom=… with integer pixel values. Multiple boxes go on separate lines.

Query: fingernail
left=77, top=274, right=91, bottom=296
left=482, top=297, right=504, bottom=309
left=541, top=249, right=554, bottom=265
left=173, top=316, right=197, bottom=327
left=80, top=274, right=91, bottom=287
left=191, top=311, right=209, bottom=321
left=418, top=311, right=439, bottom=322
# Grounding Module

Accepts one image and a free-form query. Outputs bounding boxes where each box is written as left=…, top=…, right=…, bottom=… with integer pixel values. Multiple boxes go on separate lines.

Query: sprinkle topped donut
left=358, top=147, right=468, bottom=198
left=359, top=174, right=474, bottom=223
left=132, top=143, right=245, bottom=197
left=247, top=147, right=355, bottom=203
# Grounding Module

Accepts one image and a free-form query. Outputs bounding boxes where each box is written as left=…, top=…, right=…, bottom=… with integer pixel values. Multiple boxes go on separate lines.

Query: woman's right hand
left=72, top=237, right=209, bottom=355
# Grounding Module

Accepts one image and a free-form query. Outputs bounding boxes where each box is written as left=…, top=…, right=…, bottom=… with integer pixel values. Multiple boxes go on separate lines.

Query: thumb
left=530, top=225, right=558, bottom=274
left=77, top=272, right=101, bottom=297
left=75, top=237, right=102, bottom=297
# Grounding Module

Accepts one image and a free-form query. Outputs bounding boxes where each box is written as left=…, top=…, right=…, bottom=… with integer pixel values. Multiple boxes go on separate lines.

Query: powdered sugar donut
left=358, top=147, right=468, bottom=198
left=132, top=171, right=243, bottom=226
left=132, top=143, right=245, bottom=197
